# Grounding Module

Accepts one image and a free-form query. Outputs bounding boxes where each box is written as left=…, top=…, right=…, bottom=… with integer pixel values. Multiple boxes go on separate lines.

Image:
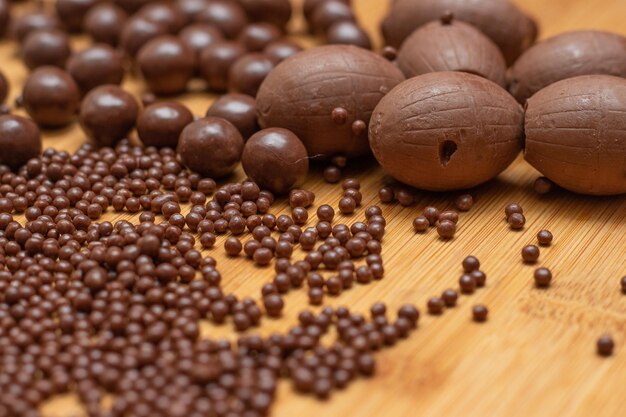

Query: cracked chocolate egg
left=369, top=71, right=524, bottom=191
left=525, top=75, right=626, bottom=196
left=256, top=45, right=405, bottom=158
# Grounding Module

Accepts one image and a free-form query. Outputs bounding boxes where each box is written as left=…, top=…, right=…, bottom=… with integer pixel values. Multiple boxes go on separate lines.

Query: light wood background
left=1, top=1, right=624, bottom=417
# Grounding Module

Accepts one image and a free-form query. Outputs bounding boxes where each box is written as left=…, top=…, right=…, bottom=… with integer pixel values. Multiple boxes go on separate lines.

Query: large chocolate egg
left=525, top=75, right=626, bottom=196
left=369, top=71, right=524, bottom=191
left=256, top=45, right=404, bottom=158
left=397, top=18, right=506, bottom=87
left=509, top=30, right=626, bottom=103
left=382, top=0, right=537, bottom=65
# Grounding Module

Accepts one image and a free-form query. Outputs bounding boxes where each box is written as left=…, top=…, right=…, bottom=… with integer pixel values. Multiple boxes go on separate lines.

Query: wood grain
left=1, top=1, right=624, bottom=417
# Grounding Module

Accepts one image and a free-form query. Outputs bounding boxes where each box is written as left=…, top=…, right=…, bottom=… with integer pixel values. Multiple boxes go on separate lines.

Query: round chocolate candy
left=55, top=0, right=99, bottom=32
left=120, top=16, right=168, bottom=58
left=0, top=115, right=42, bottom=170
left=137, top=35, right=195, bottom=95
left=193, top=0, right=248, bottom=39
left=509, top=30, right=626, bottom=103
left=137, top=102, right=194, bottom=148
left=242, top=128, right=309, bottom=194
left=79, top=85, right=139, bottom=147
left=136, top=1, right=186, bottom=34
left=382, top=0, right=538, bottom=65
left=326, top=21, right=372, bottom=50
left=66, top=44, right=124, bottom=94
left=257, top=45, right=405, bottom=157
left=310, top=0, right=355, bottom=33
left=22, top=29, right=72, bottom=70
left=199, top=40, right=246, bottom=92
left=206, top=93, right=259, bottom=139
left=369, top=71, right=523, bottom=191
left=177, top=117, right=244, bottom=177
left=238, top=22, right=282, bottom=52
left=83, top=2, right=128, bottom=46
left=263, top=40, right=302, bottom=63
left=228, top=53, right=275, bottom=97
left=179, top=23, right=223, bottom=71
left=22, top=67, right=80, bottom=128
left=525, top=75, right=626, bottom=195
left=397, top=18, right=506, bottom=87
left=10, top=12, right=62, bottom=43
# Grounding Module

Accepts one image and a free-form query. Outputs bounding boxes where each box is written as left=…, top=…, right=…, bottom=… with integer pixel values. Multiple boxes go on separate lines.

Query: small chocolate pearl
left=455, top=194, right=473, bottom=211
left=224, top=237, right=242, bottom=256
left=323, top=166, right=341, bottom=183
left=621, top=276, right=626, bottom=294
left=521, top=245, right=540, bottom=263
left=395, top=189, right=414, bottom=206
left=441, top=289, right=458, bottom=307
left=137, top=102, right=193, bottom=148
left=439, top=210, right=459, bottom=224
left=22, top=67, right=80, bottom=128
left=471, top=270, right=486, bottom=287
left=412, top=216, right=429, bottom=232
left=253, top=247, right=273, bottom=266
left=462, top=256, right=480, bottom=272
left=597, top=335, right=615, bottom=357
left=22, top=29, right=72, bottom=70
left=378, top=186, right=394, bottom=203
left=120, top=16, right=169, bottom=58
left=331, top=107, right=348, bottom=125
left=422, top=206, right=439, bottom=226
left=505, top=203, right=523, bottom=218
left=534, top=267, right=552, bottom=287
left=437, top=220, right=456, bottom=239
left=427, top=297, right=444, bottom=315
left=228, top=53, right=275, bottom=97
left=137, top=35, right=195, bottom=95
left=459, top=274, right=476, bottom=294
left=472, top=304, right=488, bottom=322
left=508, top=213, right=526, bottom=230
left=537, top=229, right=553, bottom=246
left=338, top=197, right=356, bottom=215
left=84, top=3, right=128, bottom=46
left=533, top=176, right=553, bottom=194
left=263, top=294, right=284, bottom=317
left=206, top=93, right=258, bottom=140
left=381, top=45, right=397, bottom=61
left=317, top=205, right=335, bottom=222
left=66, top=44, right=125, bottom=94
left=199, top=41, right=247, bottom=92
left=308, top=287, right=323, bottom=305
left=291, top=207, right=308, bottom=225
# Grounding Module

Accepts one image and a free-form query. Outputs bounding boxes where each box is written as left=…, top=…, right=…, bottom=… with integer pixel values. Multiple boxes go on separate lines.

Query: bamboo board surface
left=1, top=1, right=624, bottom=417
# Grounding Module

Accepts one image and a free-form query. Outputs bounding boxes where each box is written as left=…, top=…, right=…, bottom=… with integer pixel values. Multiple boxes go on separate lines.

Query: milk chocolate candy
left=509, top=30, right=626, bottom=103
left=525, top=75, right=626, bottom=195
left=257, top=45, right=404, bottom=157
left=397, top=18, right=506, bottom=87
left=369, top=71, right=523, bottom=191
left=382, top=0, right=538, bottom=65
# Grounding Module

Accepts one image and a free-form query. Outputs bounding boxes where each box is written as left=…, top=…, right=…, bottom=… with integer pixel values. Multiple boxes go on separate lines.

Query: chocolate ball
left=66, top=44, right=125, bottom=94
left=137, top=101, right=194, bottom=148
left=509, top=30, right=626, bottom=103
left=242, top=128, right=308, bottom=194
left=10, top=12, right=62, bottom=43
left=199, top=41, right=247, bottom=91
left=120, top=16, right=168, bottom=58
left=303, top=0, right=350, bottom=23
left=238, top=22, right=282, bottom=52
left=397, top=18, right=507, bottom=87
left=257, top=45, right=404, bottom=157
left=326, top=21, right=372, bottom=49
left=177, top=117, right=244, bottom=177
left=83, top=2, right=128, bottom=46
left=263, top=40, right=302, bottom=63
left=193, top=0, right=248, bottom=39
left=22, top=67, right=80, bottom=128
left=206, top=93, right=258, bottom=139
left=22, top=29, right=72, bottom=70
left=176, top=0, right=210, bottom=24
left=137, top=35, right=195, bottom=95
left=382, top=0, right=538, bottom=65
left=311, top=0, right=355, bottom=33
left=236, top=0, right=292, bottom=30
left=137, top=1, right=185, bottom=34
left=0, top=115, right=41, bottom=170
left=179, top=23, right=223, bottom=70
left=228, top=53, right=275, bottom=97
left=55, top=0, right=99, bottom=32
left=0, top=70, right=7, bottom=104
left=525, top=75, right=626, bottom=195
left=79, top=85, right=139, bottom=147
left=369, top=71, right=523, bottom=191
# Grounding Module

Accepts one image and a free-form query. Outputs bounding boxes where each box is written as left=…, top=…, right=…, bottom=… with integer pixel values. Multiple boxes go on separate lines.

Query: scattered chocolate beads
left=534, top=267, right=553, bottom=287
left=596, top=335, right=615, bottom=357
left=472, top=305, right=489, bottom=322
left=521, top=245, right=540, bottom=263
left=537, top=229, right=554, bottom=246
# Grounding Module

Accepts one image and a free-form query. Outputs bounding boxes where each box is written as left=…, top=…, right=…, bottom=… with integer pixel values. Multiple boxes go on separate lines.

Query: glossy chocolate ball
left=0, top=115, right=41, bottom=170
left=83, top=2, right=128, bottom=46
left=194, top=0, right=248, bottom=39
left=10, top=12, right=62, bottom=43
left=179, top=23, right=223, bottom=70
left=311, top=0, right=355, bottom=33
left=137, top=101, right=194, bottom=148
left=22, top=67, right=80, bottom=128
left=228, top=53, right=275, bottom=97
left=66, top=44, right=124, bottom=94
left=206, top=93, right=258, bottom=139
left=178, top=117, right=244, bottom=177
left=79, top=85, right=139, bottom=146
left=22, top=29, right=72, bottom=70
left=0, top=70, right=7, bottom=104
left=137, top=1, right=185, bottom=34
left=263, top=40, right=302, bottom=62
left=238, top=22, right=282, bottom=52
left=237, top=0, right=292, bottom=30
left=120, top=16, right=168, bottom=58
left=137, top=35, right=195, bottom=95
left=326, top=21, right=371, bottom=49
left=199, top=40, right=246, bottom=91
left=242, top=128, right=308, bottom=194
left=55, top=0, right=99, bottom=32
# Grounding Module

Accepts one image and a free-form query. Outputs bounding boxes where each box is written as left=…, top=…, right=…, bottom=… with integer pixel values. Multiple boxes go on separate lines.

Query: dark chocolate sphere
left=83, top=2, right=128, bottom=46
left=228, top=53, right=275, bottom=97
left=263, top=40, right=303, bottom=63
left=199, top=41, right=246, bottom=92
left=177, top=117, right=244, bottom=177
left=137, top=101, right=194, bottom=148
left=137, top=1, right=185, bottom=34
left=326, top=21, right=372, bottom=49
left=193, top=0, right=248, bottom=39
left=238, top=22, right=282, bottom=52
left=237, top=0, right=292, bottom=30
left=66, top=44, right=125, bottom=94
left=206, top=93, right=258, bottom=139
left=0, top=70, right=7, bottom=104
left=55, top=0, right=99, bottom=32
left=242, top=128, right=308, bottom=194
left=176, top=0, right=210, bottom=24
left=179, top=23, right=223, bottom=70
left=10, top=12, right=62, bottom=43
left=120, top=16, right=168, bottom=58
left=137, top=35, right=195, bottom=95
left=311, top=0, right=355, bottom=33
left=22, top=67, right=80, bottom=128
left=0, top=115, right=42, bottom=170
left=79, top=85, right=139, bottom=147
left=22, top=29, right=72, bottom=70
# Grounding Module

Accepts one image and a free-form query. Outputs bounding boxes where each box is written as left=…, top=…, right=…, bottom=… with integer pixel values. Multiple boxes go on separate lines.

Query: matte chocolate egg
left=206, top=93, right=258, bottom=139
left=193, top=0, right=248, bottom=39
left=55, top=0, right=99, bottom=32
left=22, top=67, right=80, bottom=128
left=242, top=128, right=308, bottom=194
left=137, top=35, right=195, bottom=95
left=397, top=18, right=506, bottom=87
left=256, top=45, right=405, bottom=157
left=83, top=2, right=128, bottom=46
left=137, top=101, right=193, bottom=148
left=509, top=30, right=626, bottom=104
left=369, top=71, right=524, bottom=191
left=22, top=29, right=72, bottom=70
left=66, top=44, right=124, bottom=94
left=10, top=12, right=62, bottom=43
left=0, top=115, right=42, bottom=170
left=525, top=75, right=626, bottom=195
left=382, top=0, right=538, bottom=65
left=236, top=0, right=292, bottom=30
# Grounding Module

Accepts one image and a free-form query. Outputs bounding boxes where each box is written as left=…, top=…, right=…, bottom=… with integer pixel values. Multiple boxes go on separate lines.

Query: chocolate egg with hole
left=256, top=45, right=404, bottom=158
left=369, top=71, right=524, bottom=191
left=525, top=75, right=626, bottom=195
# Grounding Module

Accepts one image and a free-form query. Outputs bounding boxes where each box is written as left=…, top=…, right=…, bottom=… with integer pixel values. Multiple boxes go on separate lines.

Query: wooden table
left=1, top=1, right=624, bottom=416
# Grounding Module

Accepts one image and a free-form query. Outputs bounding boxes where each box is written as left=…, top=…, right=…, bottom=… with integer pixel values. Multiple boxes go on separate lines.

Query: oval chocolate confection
left=509, top=30, right=626, bottom=104
left=397, top=18, right=506, bottom=87
left=525, top=75, right=626, bottom=196
left=369, top=71, right=523, bottom=191
left=256, top=45, right=405, bottom=158
left=382, top=0, right=538, bottom=66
